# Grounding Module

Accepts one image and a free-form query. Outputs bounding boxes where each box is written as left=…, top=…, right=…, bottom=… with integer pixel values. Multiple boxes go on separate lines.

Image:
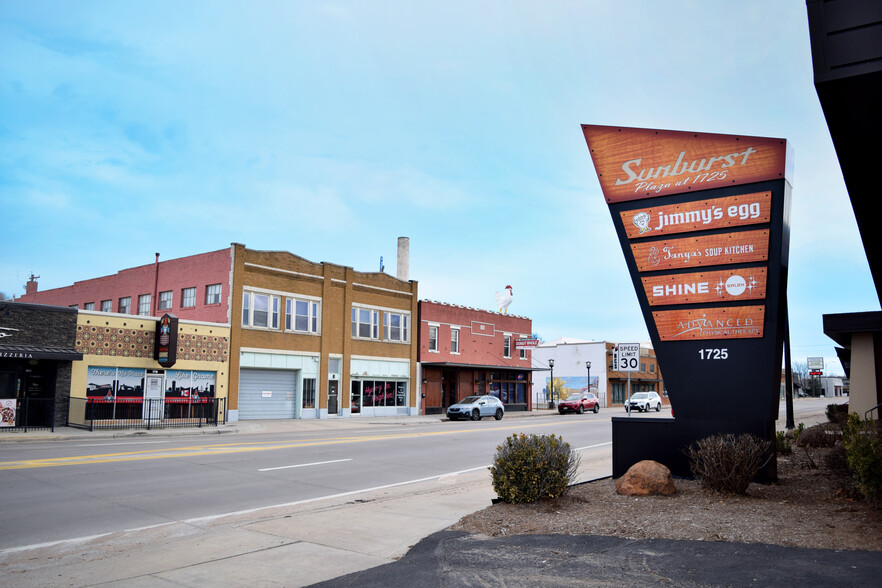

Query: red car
left=558, top=392, right=600, bottom=414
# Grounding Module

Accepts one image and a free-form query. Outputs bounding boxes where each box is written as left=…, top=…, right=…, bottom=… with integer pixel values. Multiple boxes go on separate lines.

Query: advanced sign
left=583, top=124, right=791, bottom=480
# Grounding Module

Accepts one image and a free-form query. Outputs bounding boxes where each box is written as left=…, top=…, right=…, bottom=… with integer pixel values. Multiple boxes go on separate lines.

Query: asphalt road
left=0, top=411, right=614, bottom=550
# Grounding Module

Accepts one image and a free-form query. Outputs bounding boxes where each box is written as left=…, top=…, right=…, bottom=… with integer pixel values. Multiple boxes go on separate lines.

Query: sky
left=1, top=1, right=878, bottom=376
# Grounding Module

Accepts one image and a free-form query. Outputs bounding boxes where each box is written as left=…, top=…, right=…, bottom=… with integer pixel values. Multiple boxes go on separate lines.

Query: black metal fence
left=0, top=398, right=56, bottom=432
left=68, top=397, right=226, bottom=431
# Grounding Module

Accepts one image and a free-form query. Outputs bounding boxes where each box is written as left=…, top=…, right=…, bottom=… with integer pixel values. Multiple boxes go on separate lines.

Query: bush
left=686, top=433, right=771, bottom=495
left=775, top=431, right=792, bottom=454
left=796, top=424, right=837, bottom=448
left=842, top=413, right=882, bottom=505
left=490, top=433, right=580, bottom=503
left=826, top=403, right=849, bottom=424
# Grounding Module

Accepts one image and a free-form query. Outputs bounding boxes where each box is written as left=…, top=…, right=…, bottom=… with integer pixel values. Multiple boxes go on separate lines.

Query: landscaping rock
left=615, top=460, right=676, bottom=496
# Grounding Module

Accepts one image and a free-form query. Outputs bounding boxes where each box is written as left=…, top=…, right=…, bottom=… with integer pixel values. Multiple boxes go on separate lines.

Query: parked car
left=558, top=392, right=600, bottom=415
left=625, top=391, right=662, bottom=412
left=446, top=395, right=505, bottom=421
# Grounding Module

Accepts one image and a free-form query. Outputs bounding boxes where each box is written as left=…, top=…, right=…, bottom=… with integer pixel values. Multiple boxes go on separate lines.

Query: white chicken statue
left=495, top=285, right=513, bottom=314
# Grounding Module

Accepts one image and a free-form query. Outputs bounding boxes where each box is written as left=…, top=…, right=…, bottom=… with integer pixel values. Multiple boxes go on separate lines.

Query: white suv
left=625, top=391, right=662, bottom=412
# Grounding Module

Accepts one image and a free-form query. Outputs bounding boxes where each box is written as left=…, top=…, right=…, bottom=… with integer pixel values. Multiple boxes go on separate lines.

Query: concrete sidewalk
left=0, top=399, right=844, bottom=587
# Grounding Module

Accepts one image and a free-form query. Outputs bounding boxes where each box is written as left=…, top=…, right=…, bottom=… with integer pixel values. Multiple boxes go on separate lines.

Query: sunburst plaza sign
left=583, top=125, right=792, bottom=479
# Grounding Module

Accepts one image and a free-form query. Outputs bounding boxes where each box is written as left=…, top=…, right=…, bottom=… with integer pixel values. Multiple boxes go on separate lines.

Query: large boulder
left=615, top=460, right=676, bottom=496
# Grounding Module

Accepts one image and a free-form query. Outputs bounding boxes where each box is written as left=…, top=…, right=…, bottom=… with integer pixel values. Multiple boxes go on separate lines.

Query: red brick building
left=418, top=300, right=534, bottom=414
left=17, top=249, right=231, bottom=324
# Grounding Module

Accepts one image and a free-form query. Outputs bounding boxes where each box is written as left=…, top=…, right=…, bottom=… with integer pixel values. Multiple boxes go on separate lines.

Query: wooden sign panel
left=652, top=305, right=765, bottom=340
left=642, top=268, right=768, bottom=306
left=630, top=229, right=769, bottom=272
left=582, top=125, right=789, bottom=203
left=620, top=192, right=771, bottom=239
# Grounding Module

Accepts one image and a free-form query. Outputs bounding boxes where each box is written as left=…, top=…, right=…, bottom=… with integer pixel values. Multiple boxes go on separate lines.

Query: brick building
left=418, top=301, right=533, bottom=414
left=17, top=243, right=418, bottom=421
left=18, top=248, right=232, bottom=324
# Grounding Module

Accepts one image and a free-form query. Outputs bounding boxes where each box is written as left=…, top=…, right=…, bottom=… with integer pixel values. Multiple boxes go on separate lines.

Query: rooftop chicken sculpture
left=495, top=285, right=513, bottom=314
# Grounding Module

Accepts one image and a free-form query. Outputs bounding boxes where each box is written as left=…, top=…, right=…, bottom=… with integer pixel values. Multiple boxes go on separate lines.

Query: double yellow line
left=0, top=420, right=563, bottom=470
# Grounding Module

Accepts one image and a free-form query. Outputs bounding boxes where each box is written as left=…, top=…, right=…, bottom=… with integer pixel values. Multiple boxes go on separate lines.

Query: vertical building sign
left=583, top=125, right=791, bottom=424
left=154, top=314, right=179, bottom=368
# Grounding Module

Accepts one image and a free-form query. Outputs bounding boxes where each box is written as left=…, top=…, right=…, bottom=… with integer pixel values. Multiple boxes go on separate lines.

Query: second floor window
left=286, top=298, right=320, bottom=333
left=451, top=328, right=459, bottom=353
left=428, top=325, right=438, bottom=351
left=383, top=312, right=409, bottom=342
left=138, top=294, right=151, bottom=316
left=182, top=287, right=196, bottom=308
left=503, top=335, right=511, bottom=358
left=351, top=307, right=379, bottom=339
left=119, top=297, right=131, bottom=314
left=206, top=283, right=222, bottom=305
left=158, top=290, right=173, bottom=311
left=100, top=300, right=112, bottom=313
left=84, top=302, right=95, bottom=310
left=242, top=291, right=280, bottom=329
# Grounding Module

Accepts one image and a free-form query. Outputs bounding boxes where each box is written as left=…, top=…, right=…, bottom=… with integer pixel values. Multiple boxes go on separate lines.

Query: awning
left=0, top=344, right=83, bottom=361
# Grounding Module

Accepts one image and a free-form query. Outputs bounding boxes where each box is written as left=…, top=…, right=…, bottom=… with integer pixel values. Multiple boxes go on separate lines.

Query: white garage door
left=238, top=369, right=297, bottom=420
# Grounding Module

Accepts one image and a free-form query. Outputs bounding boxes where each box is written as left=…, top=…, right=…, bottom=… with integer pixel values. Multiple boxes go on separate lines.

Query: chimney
left=397, top=237, right=409, bottom=281
left=25, top=273, right=39, bottom=296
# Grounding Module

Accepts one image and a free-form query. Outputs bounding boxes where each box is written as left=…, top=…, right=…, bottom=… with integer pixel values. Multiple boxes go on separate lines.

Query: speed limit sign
left=615, top=343, right=640, bottom=372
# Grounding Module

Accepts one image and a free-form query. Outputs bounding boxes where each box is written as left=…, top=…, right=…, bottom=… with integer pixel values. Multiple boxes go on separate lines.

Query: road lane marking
left=0, top=464, right=496, bottom=555
left=258, top=458, right=352, bottom=472
left=0, top=419, right=606, bottom=471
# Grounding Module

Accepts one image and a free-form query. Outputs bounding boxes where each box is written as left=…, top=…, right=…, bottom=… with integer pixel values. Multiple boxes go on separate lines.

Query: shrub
left=823, top=443, right=849, bottom=472
left=490, top=433, right=580, bottom=503
left=826, top=403, right=849, bottom=424
left=686, top=433, right=771, bottom=495
left=796, top=424, right=838, bottom=469
left=775, top=431, right=792, bottom=454
left=841, top=413, right=882, bottom=505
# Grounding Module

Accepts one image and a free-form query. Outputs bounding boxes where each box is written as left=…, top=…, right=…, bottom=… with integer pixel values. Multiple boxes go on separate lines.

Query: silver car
left=446, top=395, right=505, bottom=421
left=625, top=392, right=662, bottom=412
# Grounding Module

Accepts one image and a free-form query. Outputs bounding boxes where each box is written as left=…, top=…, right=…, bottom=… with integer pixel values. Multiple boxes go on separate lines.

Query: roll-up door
left=238, top=368, right=297, bottom=419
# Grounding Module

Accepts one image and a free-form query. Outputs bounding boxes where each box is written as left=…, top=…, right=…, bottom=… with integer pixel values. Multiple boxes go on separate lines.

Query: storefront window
left=302, top=378, right=316, bottom=409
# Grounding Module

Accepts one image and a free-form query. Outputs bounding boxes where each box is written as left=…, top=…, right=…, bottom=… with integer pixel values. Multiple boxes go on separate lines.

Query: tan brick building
left=229, top=244, right=418, bottom=420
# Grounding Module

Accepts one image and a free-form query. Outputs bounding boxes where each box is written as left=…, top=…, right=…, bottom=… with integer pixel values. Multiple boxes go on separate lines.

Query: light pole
left=585, top=360, right=592, bottom=395
left=548, top=358, right=555, bottom=409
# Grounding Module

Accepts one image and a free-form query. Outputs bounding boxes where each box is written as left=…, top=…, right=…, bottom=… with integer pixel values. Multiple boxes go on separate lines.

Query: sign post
left=583, top=124, right=792, bottom=480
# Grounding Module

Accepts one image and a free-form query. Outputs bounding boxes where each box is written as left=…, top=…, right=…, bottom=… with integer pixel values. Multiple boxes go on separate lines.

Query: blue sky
left=2, top=1, right=877, bottom=375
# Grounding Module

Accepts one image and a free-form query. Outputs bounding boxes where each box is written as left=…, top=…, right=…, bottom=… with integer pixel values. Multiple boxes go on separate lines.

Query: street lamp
left=548, top=358, right=555, bottom=409
left=585, top=360, right=592, bottom=390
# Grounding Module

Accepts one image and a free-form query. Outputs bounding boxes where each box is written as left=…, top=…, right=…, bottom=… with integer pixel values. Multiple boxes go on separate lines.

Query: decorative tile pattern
left=76, top=325, right=229, bottom=361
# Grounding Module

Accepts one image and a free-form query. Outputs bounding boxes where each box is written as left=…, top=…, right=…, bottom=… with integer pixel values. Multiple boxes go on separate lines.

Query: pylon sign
left=583, top=125, right=792, bottom=424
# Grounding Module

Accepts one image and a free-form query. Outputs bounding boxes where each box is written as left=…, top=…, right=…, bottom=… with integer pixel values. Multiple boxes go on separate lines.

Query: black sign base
left=612, top=417, right=777, bottom=483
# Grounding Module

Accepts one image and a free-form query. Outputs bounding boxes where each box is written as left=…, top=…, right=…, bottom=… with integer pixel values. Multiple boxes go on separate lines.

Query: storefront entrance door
left=328, top=380, right=338, bottom=415
left=144, top=375, right=164, bottom=422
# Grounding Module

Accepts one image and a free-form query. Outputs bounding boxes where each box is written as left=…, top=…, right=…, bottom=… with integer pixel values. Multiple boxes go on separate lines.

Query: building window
left=450, top=328, right=459, bottom=354
left=351, top=307, right=379, bottom=339
left=503, top=334, right=511, bottom=358
left=206, top=283, right=222, bottom=305
left=519, top=345, right=527, bottom=360
left=84, top=302, right=95, bottom=310
left=100, top=300, right=112, bottom=313
left=138, top=294, right=151, bottom=316
left=649, top=363, right=655, bottom=373
left=119, top=297, right=131, bottom=314
left=383, top=312, right=409, bottom=342
left=428, top=325, right=438, bottom=351
left=303, top=378, right=316, bottom=409
left=286, top=298, right=320, bottom=334
left=182, top=287, right=196, bottom=308
left=242, top=290, right=280, bottom=329
left=158, top=290, right=173, bottom=311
